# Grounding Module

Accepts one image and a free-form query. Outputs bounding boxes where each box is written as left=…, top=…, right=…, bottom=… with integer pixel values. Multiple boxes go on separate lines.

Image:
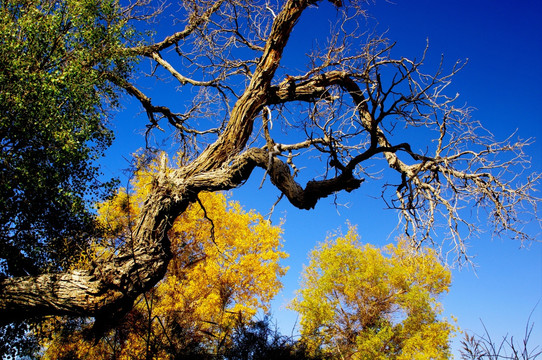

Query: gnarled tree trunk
left=1, top=0, right=538, bottom=330
left=0, top=0, right=352, bottom=326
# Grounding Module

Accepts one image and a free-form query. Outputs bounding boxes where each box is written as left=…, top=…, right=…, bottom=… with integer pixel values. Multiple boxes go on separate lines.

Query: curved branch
left=181, top=0, right=323, bottom=176
left=127, top=0, right=226, bottom=56
left=187, top=148, right=364, bottom=210
left=106, top=72, right=219, bottom=136
left=0, top=1, right=347, bottom=326
left=0, top=181, right=190, bottom=326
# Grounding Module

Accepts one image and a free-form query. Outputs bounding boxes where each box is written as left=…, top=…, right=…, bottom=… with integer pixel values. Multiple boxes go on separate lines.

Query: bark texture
left=0, top=0, right=354, bottom=325
left=0, top=178, right=190, bottom=324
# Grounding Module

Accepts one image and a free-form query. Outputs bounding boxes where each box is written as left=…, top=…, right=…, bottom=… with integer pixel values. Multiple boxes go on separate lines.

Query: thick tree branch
left=181, top=0, right=322, bottom=176
left=0, top=179, right=190, bottom=325
left=0, top=142, right=363, bottom=323
left=184, top=147, right=364, bottom=210
left=2, top=0, right=539, bottom=328
left=0, top=0, right=346, bottom=324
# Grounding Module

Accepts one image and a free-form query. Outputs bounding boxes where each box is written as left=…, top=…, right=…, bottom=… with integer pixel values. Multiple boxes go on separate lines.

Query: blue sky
left=104, top=0, right=542, bottom=356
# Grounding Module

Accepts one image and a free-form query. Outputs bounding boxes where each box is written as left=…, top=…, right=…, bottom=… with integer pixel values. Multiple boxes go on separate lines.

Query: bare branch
left=127, top=0, right=227, bottom=55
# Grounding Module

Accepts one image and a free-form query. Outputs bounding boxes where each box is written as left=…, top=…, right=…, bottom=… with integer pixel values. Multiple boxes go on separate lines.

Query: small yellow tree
left=41, top=155, right=288, bottom=359
left=290, top=225, right=455, bottom=360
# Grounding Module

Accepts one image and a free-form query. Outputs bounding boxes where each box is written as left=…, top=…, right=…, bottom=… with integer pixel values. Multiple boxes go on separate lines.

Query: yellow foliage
left=290, top=224, right=455, bottom=360
left=42, top=153, right=288, bottom=359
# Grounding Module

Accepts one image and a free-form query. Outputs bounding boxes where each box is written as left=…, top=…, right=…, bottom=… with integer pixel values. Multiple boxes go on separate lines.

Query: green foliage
left=0, top=0, right=133, bottom=277
left=0, top=1, right=134, bottom=356
left=291, top=224, right=456, bottom=359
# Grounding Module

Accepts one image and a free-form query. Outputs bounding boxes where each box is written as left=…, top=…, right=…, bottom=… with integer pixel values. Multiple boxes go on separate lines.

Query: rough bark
left=0, top=0, right=346, bottom=325
left=0, top=177, right=190, bottom=324
left=182, top=0, right=316, bottom=176
left=0, top=145, right=363, bottom=324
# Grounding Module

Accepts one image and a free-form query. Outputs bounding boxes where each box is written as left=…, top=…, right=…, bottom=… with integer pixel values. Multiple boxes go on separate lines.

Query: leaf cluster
left=291, top=225, right=455, bottom=359
left=0, top=0, right=134, bottom=278
left=38, top=154, right=288, bottom=359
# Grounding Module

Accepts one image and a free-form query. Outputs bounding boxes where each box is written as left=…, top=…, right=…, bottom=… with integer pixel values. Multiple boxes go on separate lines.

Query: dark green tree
left=224, top=317, right=328, bottom=360
left=0, top=0, right=131, bottom=276
left=0, top=0, right=133, bottom=356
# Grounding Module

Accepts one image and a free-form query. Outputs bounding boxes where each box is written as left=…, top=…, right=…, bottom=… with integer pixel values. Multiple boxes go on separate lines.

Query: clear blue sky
left=104, top=0, right=542, bottom=356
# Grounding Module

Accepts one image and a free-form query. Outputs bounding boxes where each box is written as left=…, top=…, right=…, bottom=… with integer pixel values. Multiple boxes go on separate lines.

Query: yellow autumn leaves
left=290, top=225, right=455, bottom=359
left=40, top=153, right=455, bottom=359
left=42, top=155, right=288, bottom=359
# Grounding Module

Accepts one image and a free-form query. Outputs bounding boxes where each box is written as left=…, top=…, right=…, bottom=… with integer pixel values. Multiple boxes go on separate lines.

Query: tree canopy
left=0, top=0, right=539, bottom=346
left=291, top=225, right=454, bottom=359
left=0, top=0, right=132, bottom=277
left=0, top=0, right=135, bottom=353
left=37, top=159, right=286, bottom=358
